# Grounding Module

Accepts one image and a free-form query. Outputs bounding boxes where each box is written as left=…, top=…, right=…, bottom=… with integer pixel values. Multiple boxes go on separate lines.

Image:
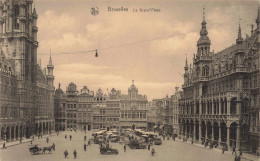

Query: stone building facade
left=147, top=87, right=181, bottom=134
left=120, top=81, right=148, bottom=129
left=179, top=8, right=260, bottom=155
left=0, top=0, right=55, bottom=142
left=54, top=81, right=148, bottom=131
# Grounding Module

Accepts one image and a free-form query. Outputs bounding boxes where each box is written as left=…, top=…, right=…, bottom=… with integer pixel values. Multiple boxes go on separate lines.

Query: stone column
left=211, top=102, right=214, bottom=115
left=205, top=102, right=208, bottom=115
left=199, top=101, right=202, bottom=115
left=0, top=127, right=1, bottom=142
left=236, top=125, right=241, bottom=151
left=193, top=123, right=196, bottom=141
left=219, top=100, right=222, bottom=115
left=227, top=99, right=231, bottom=115
left=14, top=126, right=16, bottom=140
left=8, top=127, right=11, bottom=141
left=18, top=126, right=21, bottom=139
left=236, top=100, right=241, bottom=115
left=41, top=123, right=43, bottom=135
left=227, top=127, right=230, bottom=150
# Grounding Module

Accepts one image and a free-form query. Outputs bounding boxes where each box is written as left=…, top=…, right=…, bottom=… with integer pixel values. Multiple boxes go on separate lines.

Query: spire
left=132, top=80, right=134, bottom=85
left=184, top=54, right=188, bottom=72
left=58, top=83, right=61, bottom=89
left=197, top=6, right=210, bottom=47
left=33, top=3, right=37, bottom=14
left=236, top=18, right=243, bottom=44
left=203, top=6, right=205, bottom=22
left=256, top=7, right=260, bottom=32
left=48, top=49, right=53, bottom=65
left=200, top=6, right=208, bottom=36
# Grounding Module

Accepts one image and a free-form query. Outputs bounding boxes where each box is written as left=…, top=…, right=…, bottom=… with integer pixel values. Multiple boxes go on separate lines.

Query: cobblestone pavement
left=0, top=131, right=258, bottom=161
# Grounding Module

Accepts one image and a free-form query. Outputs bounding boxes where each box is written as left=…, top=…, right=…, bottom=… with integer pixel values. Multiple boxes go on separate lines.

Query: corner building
left=0, top=0, right=55, bottom=142
left=179, top=8, right=260, bottom=155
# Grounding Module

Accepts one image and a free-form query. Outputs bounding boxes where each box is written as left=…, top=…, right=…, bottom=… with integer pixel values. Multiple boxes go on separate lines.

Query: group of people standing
left=63, top=134, right=92, bottom=159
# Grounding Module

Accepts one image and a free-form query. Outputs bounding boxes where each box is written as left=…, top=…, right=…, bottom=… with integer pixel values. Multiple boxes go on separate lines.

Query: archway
left=43, top=122, right=46, bottom=134
left=35, top=123, right=38, bottom=136
left=6, top=126, right=10, bottom=141
left=201, top=121, right=206, bottom=142
left=241, top=123, right=249, bottom=151
left=15, top=126, right=19, bottom=140
left=230, top=122, right=238, bottom=148
left=1, top=127, right=5, bottom=141
left=213, top=122, right=219, bottom=141
left=231, top=98, right=237, bottom=114
left=19, top=126, right=23, bottom=139
left=220, top=122, right=227, bottom=143
left=11, top=126, right=14, bottom=140
left=220, top=98, right=224, bottom=114
left=207, top=121, right=212, bottom=141
left=195, top=120, right=199, bottom=141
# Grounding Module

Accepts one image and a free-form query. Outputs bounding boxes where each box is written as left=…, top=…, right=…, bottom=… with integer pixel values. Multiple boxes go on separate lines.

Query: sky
left=35, top=0, right=259, bottom=100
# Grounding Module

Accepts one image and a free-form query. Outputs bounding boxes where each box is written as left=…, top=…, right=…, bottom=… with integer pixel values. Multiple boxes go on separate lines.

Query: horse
left=43, top=145, right=55, bottom=154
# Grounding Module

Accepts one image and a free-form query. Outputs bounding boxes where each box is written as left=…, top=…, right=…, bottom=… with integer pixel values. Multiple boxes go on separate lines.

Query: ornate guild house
left=179, top=8, right=260, bottom=155
left=0, top=0, right=55, bottom=143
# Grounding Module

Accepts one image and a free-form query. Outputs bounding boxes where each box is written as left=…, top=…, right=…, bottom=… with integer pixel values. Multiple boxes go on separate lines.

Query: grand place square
left=0, top=0, right=259, bottom=161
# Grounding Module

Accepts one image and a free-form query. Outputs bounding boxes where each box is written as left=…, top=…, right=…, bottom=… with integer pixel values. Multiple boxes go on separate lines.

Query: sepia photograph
left=0, top=0, right=259, bottom=161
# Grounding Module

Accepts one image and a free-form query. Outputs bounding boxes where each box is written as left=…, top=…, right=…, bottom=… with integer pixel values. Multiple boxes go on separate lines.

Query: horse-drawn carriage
left=29, top=145, right=43, bottom=155
left=100, top=146, right=119, bottom=155
left=128, top=139, right=147, bottom=149
left=29, top=144, right=55, bottom=155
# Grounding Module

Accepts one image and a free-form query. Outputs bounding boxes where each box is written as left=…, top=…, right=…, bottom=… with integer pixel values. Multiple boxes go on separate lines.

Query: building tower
left=236, top=19, right=243, bottom=45
left=0, top=0, right=39, bottom=138
left=194, top=7, right=212, bottom=81
left=47, top=52, right=54, bottom=88
left=256, top=7, right=260, bottom=43
left=184, top=56, right=189, bottom=84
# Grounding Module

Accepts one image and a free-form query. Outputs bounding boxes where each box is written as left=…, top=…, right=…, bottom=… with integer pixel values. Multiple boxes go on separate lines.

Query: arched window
left=196, top=66, right=200, bottom=77
left=202, top=65, right=209, bottom=77
left=14, top=5, right=19, bottom=30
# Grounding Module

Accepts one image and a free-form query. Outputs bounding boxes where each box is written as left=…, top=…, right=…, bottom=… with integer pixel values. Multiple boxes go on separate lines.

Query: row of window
left=121, top=111, right=146, bottom=119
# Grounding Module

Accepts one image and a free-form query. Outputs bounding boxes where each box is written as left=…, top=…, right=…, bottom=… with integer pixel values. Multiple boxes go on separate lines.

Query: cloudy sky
left=35, top=0, right=259, bottom=100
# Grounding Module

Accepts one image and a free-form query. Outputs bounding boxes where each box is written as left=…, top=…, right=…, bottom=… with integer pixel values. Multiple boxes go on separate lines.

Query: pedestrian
left=70, top=135, right=72, bottom=140
left=73, top=149, right=77, bottom=159
left=3, top=142, right=6, bottom=149
left=46, top=137, right=49, bottom=143
left=124, top=144, right=126, bottom=152
left=84, top=135, right=87, bottom=142
left=65, top=134, right=67, bottom=139
left=32, top=136, right=34, bottom=141
left=151, top=148, right=155, bottom=156
left=84, top=143, right=87, bottom=151
left=148, top=144, right=150, bottom=150
left=88, top=140, right=91, bottom=146
left=222, top=146, right=225, bottom=154
left=232, top=146, right=236, bottom=155
left=53, top=143, right=55, bottom=151
left=64, top=150, right=68, bottom=159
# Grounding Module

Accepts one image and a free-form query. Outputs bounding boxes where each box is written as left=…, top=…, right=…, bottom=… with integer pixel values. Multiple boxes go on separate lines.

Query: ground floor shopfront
left=0, top=119, right=54, bottom=142
left=179, top=119, right=253, bottom=152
